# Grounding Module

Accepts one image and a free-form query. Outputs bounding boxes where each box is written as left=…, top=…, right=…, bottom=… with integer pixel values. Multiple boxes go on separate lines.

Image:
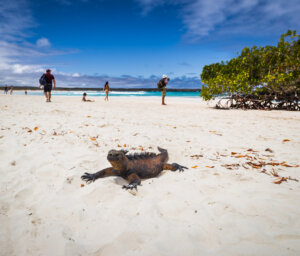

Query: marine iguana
left=81, top=147, right=188, bottom=190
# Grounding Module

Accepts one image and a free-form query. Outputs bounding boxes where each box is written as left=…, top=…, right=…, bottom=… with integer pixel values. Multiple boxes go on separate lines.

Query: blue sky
left=0, top=0, right=299, bottom=88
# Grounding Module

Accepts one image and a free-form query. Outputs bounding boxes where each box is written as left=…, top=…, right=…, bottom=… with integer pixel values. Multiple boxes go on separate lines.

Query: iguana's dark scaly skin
left=81, top=147, right=188, bottom=190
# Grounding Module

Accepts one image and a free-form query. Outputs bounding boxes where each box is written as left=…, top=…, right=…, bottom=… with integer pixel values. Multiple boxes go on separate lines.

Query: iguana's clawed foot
left=173, top=163, right=188, bottom=172
left=122, top=183, right=138, bottom=190
left=81, top=172, right=96, bottom=183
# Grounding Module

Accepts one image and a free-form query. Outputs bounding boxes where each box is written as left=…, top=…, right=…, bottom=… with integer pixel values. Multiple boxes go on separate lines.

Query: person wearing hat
left=43, top=69, right=56, bottom=102
left=157, top=74, right=170, bottom=105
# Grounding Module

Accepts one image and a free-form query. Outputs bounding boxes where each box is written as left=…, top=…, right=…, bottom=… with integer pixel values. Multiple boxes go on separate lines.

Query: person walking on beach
left=103, top=81, right=110, bottom=101
left=41, top=69, right=56, bottom=102
left=157, top=74, right=170, bottom=105
left=9, top=86, right=13, bottom=95
left=4, top=85, right=8, bottom=94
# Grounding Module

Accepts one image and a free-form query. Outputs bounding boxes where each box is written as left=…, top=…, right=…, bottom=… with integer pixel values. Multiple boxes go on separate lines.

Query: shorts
left=161, top=87, right=166, bottom=96
left=44, top=84, right=52, bottom=92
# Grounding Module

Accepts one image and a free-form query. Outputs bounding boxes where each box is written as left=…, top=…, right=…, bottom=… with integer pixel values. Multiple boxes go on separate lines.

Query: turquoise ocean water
left=15, top=90, right=201, bottom=97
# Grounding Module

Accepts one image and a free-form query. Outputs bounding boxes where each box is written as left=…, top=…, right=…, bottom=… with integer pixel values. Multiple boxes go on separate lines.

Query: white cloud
left=136, top=0, right=300, bottom=40
left=36, top=38, right=51, bottom=47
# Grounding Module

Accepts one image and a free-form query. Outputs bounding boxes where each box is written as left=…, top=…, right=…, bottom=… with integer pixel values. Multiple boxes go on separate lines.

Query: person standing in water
left=103, top=81, right=109, bottom=101
left=157, top=74, right=170, bottom=105
left=43, top=69, right=56, bottom=102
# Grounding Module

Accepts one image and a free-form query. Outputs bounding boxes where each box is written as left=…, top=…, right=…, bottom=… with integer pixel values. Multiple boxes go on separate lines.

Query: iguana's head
left=107, top=149, right=128, bottom=169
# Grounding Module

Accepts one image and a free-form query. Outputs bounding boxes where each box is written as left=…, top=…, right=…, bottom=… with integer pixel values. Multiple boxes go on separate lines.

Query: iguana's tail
left=158, top=147, right=168, bottom=162
left=157, top=147, right=167, bottom=153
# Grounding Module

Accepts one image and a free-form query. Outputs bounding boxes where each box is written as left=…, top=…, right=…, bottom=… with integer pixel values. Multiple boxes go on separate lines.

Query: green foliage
left=200, top=30, right=300, bottom=102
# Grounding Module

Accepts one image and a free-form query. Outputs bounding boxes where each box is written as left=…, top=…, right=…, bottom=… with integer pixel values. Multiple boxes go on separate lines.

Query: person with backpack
left=157, top=74, right=170, bottom=105
left=40, top=69, right=56, bottom=102
left=4, top=85, right=8, bottom=94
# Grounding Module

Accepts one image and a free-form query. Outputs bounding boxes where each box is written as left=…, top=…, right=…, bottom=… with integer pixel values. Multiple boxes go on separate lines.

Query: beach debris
left=186, top=140, right=191, bottom=143
left=11, top=161, right=16, bottom=166
left=191, top=165, right=198, bottom=168
left=123, top=144, right=127, bottom=147
left=34, top=127, right=38, bottom=131
left=53, top=131, right=57, bottom=136
left=209, top=130, right=222, bottom=136
left=270, top=169, right=279, bottom=177
left=281, top=163, right=299, bottom=167
left=190, top=154, right=203, bottom=158
left=234, top=155, right=247, bottom=158
left=87, top=115, right=91, bottom=118
left=133, top=133, right=139, bottom=136
left=286, top=176, right=299, bottom=182
left=262, top=154, right=274, bottom=157
left=84, top=124, right=89, bottom=127
left=80, top=184, right=85, bottom=187
left=139, top=146, right=145, bottom=151
left=214, top=148, right=299, bottom=184
left=265, top=148, right=274, bottom=153
left=205, top=166, right=215, bottom=168
left=242, top=163, right=249, bottom=169
left=260, top=169, right=270, bottom=175
left=221, top=163, right=240, bottom=170
left=90, top=137, right=96, bottom=141
left=246, top=162, right=262, bottom=169
left=117, top=144, right=122, bottom=147
left=23, top=127, right=33, bottom=133
left=247, top=148, right=259, bottom=152
left=273, top=177, right=287, bottom=184
left=282, top=139, right=290, bottom=142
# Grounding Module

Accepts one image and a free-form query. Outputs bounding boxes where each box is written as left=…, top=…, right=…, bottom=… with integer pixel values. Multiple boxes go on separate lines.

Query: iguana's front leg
left=123, top=173, right=141, bottom=190
left=163, top=163, right=188, bottom=172
left=81, top=167, right=117, bottom=183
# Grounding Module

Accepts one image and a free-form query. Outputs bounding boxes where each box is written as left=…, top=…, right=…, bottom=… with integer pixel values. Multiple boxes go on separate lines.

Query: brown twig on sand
left=270, top=169, right=279, bottom=177
left=286, top=176, right=299, bottom=182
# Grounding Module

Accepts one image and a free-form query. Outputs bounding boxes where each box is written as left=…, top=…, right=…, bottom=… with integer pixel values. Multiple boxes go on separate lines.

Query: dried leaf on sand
left=274, top=177, right=287, bottom=184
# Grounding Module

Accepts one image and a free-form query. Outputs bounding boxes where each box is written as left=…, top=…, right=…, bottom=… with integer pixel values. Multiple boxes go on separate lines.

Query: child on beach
left=157, top=75, right=170, bottom=105
left=103, top=81, right=109, bottom=101
left=82, top=92, right=94, bottom=102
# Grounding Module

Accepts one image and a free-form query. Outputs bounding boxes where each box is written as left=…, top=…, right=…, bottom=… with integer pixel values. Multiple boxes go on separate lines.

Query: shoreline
left=0, top=86, right=202, bottom=92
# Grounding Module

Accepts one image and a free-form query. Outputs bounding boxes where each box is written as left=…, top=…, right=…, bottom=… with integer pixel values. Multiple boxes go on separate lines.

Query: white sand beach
left=0, top=94, right=300, bottom=256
